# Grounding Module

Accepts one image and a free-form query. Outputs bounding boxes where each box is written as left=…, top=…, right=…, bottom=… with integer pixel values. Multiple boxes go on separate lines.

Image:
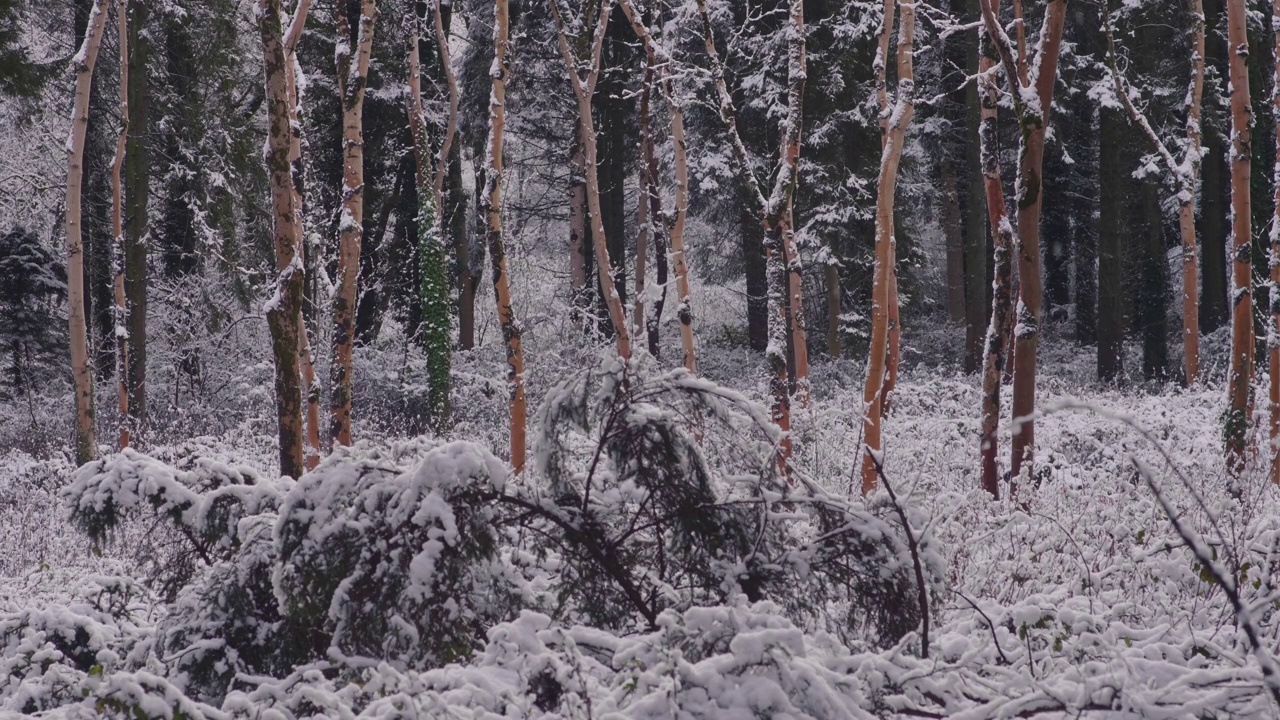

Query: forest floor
left=2, top=312, right=1278, bottom=716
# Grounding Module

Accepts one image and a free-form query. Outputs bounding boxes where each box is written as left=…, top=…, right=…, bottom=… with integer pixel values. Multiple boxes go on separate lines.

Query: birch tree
left=619, top=0, right=695, bottom=372
left=694, top=0, right=806, bottom=474
left=977, top=0, right=1014, bottom=497
left=258, top=0, right=306, bottom=479
left=110, top=0, right=129, bottom=450
left=1225, top=0, right=1252, bottom=474
left=485, top=0, right=528, bottom=473
left=860, top=0, right=914, bottom=494
left=329, top=0, right=377, bottom=448
left=549, top=0, right=632, bottom=359
left=1101, top=0, right=1204, bottom=387
left=66, top=0, right=109, bottom=465
left=281, top=0, right=317, bottom=470
left=408, top=0, right=460, bottom=433
left=978, top=0, right=1068, bottom=484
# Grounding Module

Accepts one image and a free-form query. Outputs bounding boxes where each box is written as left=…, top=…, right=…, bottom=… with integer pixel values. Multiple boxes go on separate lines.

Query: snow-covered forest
left=3, top=0, right=1280, bottom=716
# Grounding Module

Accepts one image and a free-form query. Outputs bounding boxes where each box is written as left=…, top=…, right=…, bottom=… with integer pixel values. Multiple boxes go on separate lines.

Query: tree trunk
left=744, top=182, right=768, bottom=351
left=1184, top=0, right=1205, bottom=383
left=124, top=0, right=148, bottom=432
left=486, top=0, right=527, bottom=473
left=634, top=63, right=653, bottom=346
left=825, top=262, right=841, bottom=356
left=111, top=0, right=129, bottom=450
left=1138, top=178, right=1169, bottom=381
left=1097, top=103, right=1126, bottom=382
left=941, top=161, right=966, bottom=323
left=977, top=0, right=1011, bottom=497
left=569, top=128, right=590, bottom=330
left=621, top=1, right=695, bottom=373
left=283, top=0, right=317, bottom=470
left=860, top=0, right=913, bottom=494
left=67, top=0, right=108, bottom=465
left=1007, top=0, right=1067, bottom=484
left=784, top=201, right=808, bottom=401
left=1226, top=0, right=1253, bottom=473
left=550, top=0, right=631, bottom=358
left=1271, top=0, right=1280, bottom=483
left=329, top=0, right=377, bottom=448
left=409, top=0, right=459, bottom=434
left=258, top=0, right=305, bottom=479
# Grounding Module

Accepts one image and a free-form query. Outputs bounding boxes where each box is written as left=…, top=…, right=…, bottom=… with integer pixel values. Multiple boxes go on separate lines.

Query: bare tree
left=282, top=0, right=318, bottom=470
left=329, top=0, right=377, bottom=448
left=549, top=0, right=632, bottom=359
left=694, top=0, right=806, bottom=474
left=1271, top=0, right=1280, bottom=484
left=1101, top=0, right=1204, bottom=386
left=978, top=0, right=1014, bottom=497
left=619, top=0, right=695, bottom=373
left=860, top=0, right=914, bottom=494
left=109, top=0, right=129, bottom=450
left=66, top=0, right=109, bottom=465
left=978, top=0, right=1069, bottom=484
left=258, top=0, right=306, bottom=479
left=485, top=0, right=528, bottom=473
left=1225, top=0, right=1252, bottom=474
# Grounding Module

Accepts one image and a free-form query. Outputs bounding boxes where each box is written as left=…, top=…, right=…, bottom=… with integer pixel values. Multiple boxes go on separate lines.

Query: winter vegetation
left=2, top=0, right=1280, bottom=717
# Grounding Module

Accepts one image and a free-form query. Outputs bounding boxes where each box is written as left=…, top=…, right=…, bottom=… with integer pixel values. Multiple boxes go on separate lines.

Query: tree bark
left=282, top=0, right=317, bottom=470
left=124, top=0, right=148, bottom=431
left=633, top=63, right=652, bottom=347
left=983, top=0, right=1069, bottom=484
left=329, top=0, right=377, bottom=448
left=942, top=161, right=967, bottom=323
left=67, top=0, right=108, bottom=465
left=258, top=0, right=306, bottom=479
left=409, top=0, right=458, bottom=434
left=110, top=0, right=129, bottom=450
left=978, top=0, right=1012, bottom=497
left=1097, top=102, right=1126, bottom=383
left=621, top=1, right=696, bottom=372
left=1271, top=0, right=1280, bottom=483
left=549, top=0, right=631, bottom=359
left=486, top=0, right=527, bottom=473
left=860, top=0, right=913, bottom=494
left=1226, top=0, right=1253, bottom=473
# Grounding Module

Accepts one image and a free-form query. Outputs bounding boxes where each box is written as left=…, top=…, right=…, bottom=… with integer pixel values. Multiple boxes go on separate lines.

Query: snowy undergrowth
left=3, top=334, right=1280, bottom=717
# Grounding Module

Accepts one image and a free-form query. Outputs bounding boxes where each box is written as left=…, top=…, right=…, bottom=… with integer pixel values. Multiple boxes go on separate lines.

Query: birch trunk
left=1226, top=0, right=1253, bottom=473
left=983, top=0, right=1068, bottom=484
left=784, top=201, right=808, bottom=403
left=693, top=0, right=803, bottom=473
left=860, top=0, right=913, bottom=494
left=329, top=0, right=377, bottom=448
left=486, top=0, right=527, bottom=473
left=67, top=0, right=108, bottom=465
left=549, top=0, right=631, bottom=359
left=259, top=0, right=305, bottom=479
left=283, top=0, right=317, bottom=470
left=110, top=0, right=129, bottom=450
left=978, top=0, right=1012, bottom=497
left=620, top=0, right=694, bottom=371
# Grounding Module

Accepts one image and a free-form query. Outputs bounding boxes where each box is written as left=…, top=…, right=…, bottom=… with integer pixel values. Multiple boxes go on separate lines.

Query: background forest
left=3, top=0, right=1280, bottom=717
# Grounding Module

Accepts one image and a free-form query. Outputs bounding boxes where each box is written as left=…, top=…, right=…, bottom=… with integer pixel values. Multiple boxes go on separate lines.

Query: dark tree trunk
left=1098, top=104, right=1127, bottom=381
left=1041, top=138, right=1071, bottom=320
left=595, top=6, right=632, bottom=339
left=1199, top=0, right=1229, bottom=334
left=962, top=33, right=987, bottom=372
left=124, top=0, right=149, bottom=426
left=743, top=179, right=768, bottom=351
left=1137, top=177, right=1169, bottom=381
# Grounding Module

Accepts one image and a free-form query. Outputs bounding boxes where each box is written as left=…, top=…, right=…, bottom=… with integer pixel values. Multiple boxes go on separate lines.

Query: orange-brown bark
left=860, top=0, right=914, bottom=494
left=486, top=0, right=527, bottom=473
left=329, top=0, right=377, bottom=448
left=1226, top=0, right=1253, bottom=474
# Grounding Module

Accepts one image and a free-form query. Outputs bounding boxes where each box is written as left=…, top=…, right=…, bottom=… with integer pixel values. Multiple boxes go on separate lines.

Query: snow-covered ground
left=2, top=311, right=1278, bottom=717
